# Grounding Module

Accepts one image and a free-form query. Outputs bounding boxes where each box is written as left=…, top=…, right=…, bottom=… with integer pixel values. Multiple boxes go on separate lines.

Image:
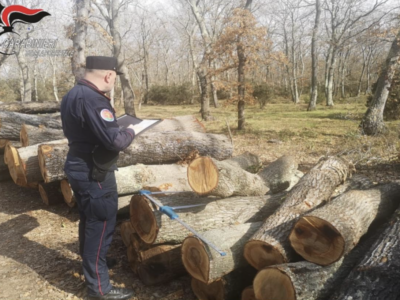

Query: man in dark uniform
left=61, top=56, right=141, bottom=300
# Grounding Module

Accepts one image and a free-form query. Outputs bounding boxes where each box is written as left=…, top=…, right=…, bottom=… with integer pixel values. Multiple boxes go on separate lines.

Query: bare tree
left=360, top=30, right=400, bottom=135
left=71, top=0, right=89, bottom=83
left=308, top=0, right=321, bottom=111
left=92, top=0, right=136, bottom=115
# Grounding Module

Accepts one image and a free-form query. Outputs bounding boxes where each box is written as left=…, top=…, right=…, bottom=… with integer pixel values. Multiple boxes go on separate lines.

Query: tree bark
left=360, top=31, right=400, bottom=135
left=20, top=124, right=65, bottom=147
left=188, top=155, right=300, bottom=197
left=329, top=208, right=400, bottom=300
left=308, top=0, right=321, bottom=111
left=38, top=132, right=232, bottom=182
left=290, top=183, right=400, bottom=266
left=187, top=157, right=269, bottom=197
left=257, top=155, right=299, bottom=194
left=191, top=266, right=257, bottom=300
left=0, top=111, right=62, bottom=134
left=38, top=181, right=64, bottom=206
left=244, top=156, right=353, bottom=270
left=71, top=0, right=89, bottom=83
left=0, top=102, right=60, bottom=114
left=130, top=192, right=286, bottom=245
left=182, top=222, right=261, bottom=284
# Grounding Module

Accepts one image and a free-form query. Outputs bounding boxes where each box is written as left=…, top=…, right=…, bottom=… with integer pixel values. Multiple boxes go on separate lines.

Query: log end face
left=191, top=278, right=224, bottom=300
left=254, top=268, right=295, bottom=300
left=244, top=240, right=285, bottom=270
left=182, top=237, right=210, bottom=283
left=188, top=157, right=219, bottom=195
left=289, top=216, right=344, bottom=266
left=130, top=195, right=158, bottom=245
left=241, top=286, right=256, bottom=300
left=60, top=179, right=75, bottom=207
left=38, top=183, right=49, bottom=205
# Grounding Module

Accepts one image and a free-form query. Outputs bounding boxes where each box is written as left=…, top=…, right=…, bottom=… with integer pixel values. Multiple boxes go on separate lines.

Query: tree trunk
left=191, top=266, right=257, bottom=300
left=71, top=0, right=89, bottom=83
left=14, top=139, right=68, bottom=185
left=198, top=68, right=211, bottom=120
left=329, top=208, right=400, bottom=300
left=0, top=102, right=60, bottom=114
left=360, top=31, right=400, bottom=135
left=187, top=157, right=269, bottom=197
left=38, top=132, right=232, bottom=182
left=188, top=155, right=301, bottom=197
left=326, top=47, right=337, bottom=106
left=182, top=222, right=261, bottom=284
left=16, top=45, right=32, bottom=102
left=244, top=156, right=353, bottom=270
left=38, top=181, right=64, bottom=206
left=0, top=111, right=61, bottom=130
left=258, top=155, right=299, bottom=194
left=308, top=0, right=321, bottom=111
left=20, top=124, right=65, bottom=147
left=290, top=183, right=400, bottom=266
left=110, top=0, right=136, bottom=116
left=130, top=192, right=286, bottom=245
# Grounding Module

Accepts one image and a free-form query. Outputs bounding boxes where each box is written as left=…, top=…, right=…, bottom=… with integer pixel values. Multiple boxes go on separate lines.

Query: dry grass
left=116, top=96, right=400, bottom=167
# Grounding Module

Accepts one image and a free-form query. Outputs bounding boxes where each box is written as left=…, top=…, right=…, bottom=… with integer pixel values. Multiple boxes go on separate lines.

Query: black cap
left=85, top=56, right=123, bottom=75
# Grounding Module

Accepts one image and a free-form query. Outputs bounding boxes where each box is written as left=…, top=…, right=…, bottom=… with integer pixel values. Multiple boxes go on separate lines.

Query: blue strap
left=159, top=206, right=179, bottom=220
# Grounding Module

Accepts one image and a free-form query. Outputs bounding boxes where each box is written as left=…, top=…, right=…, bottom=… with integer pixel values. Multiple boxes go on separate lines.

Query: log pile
left=2, top=105, right=400, bottom=299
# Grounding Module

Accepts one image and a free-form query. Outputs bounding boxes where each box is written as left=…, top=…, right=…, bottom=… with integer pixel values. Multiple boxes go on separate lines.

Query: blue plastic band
left=138, top=190, right=151, bottom=195
left=159, top=206, right=179, bottom=220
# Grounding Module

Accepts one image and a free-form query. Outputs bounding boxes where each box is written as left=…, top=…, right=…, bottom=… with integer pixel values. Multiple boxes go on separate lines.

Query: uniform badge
left=100, top=109, right=114, bottom=122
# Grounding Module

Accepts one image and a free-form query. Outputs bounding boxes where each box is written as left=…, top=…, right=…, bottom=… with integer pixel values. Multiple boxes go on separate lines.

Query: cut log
left=120, top=221, right=136, bottom=247
left=0, top=155, right=11, bottom=182
left=20, top=124, right=65, bottom=147
left=329, top=208, right=400, bottom=300
left=145, top=115, right=205, bottom=133
left=38, top=132, right=232, bottom=182
left=130, top=192, right=286, bottom=245
left=188, top=157, right=269, bottom=197
left=290, top=183, right=400, bottom=266
left=129, top=244, right=186, bottom=286
left=38, top=181, right=64, bottom=205
left=244, top=156, right=353, bottom=270
left=223, top=152, right=261, bottom=173
left=182, top=222, right=261, bottom=284
left=331, top=174, right=373, bottom=198
left=241, top=286, right=256, bottom=300
left=0, top=101, right=60, bottom=114
left=257, top=155, right=298, bottom=193
left=60, top=179, right=75, bottom=207
left=0, top=111, right=61, bottom=140
left=191, top=266, right=257, bottom=300
left=5, top=143, right=27, bottom=186
left=13, top=139, right=67, bottom=184
left=3, top=141, right=21, bottom=164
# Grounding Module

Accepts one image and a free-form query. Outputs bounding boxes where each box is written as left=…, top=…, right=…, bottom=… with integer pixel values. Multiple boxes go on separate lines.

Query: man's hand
left=128, top=123, right=145, bottom=135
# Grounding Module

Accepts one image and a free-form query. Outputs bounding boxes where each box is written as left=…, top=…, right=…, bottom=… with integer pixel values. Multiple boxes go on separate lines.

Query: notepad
left=117, top=114, right=162, bottom=135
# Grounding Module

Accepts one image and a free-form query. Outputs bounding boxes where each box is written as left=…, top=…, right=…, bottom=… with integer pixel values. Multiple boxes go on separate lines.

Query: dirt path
left=0, top=181, right=196, bottom=300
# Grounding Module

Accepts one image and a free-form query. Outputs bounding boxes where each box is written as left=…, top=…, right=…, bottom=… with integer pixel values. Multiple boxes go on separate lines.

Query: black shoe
left=106, top=257, right=117, bottom=269
left=88, top=287, right=135, bottom=300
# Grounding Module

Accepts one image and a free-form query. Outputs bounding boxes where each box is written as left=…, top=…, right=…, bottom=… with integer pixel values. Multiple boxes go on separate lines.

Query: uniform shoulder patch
left=100, top=109, right=115, bottom=122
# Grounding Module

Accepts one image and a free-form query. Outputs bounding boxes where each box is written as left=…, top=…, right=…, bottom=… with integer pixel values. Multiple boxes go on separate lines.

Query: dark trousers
left=65, top=155, right=118, bottom=297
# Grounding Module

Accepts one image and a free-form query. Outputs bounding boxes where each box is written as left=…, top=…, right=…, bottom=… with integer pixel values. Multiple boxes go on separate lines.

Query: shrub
left=146, top=83, right=192, bottom=105
left=253, top=83, right=274, bottom=108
